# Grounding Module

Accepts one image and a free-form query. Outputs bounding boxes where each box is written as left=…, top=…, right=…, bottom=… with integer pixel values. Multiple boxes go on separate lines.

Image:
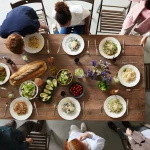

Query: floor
left=0, top=0, right=150, bottom=150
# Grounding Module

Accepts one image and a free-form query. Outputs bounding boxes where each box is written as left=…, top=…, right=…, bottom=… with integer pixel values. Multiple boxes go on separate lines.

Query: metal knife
left=47, top=39, right=50, bottom=55
left=34, top=102, right=38, bottom=117
left=126, top=99, right=129, bottom=115
left=57, top=39, right=63, bottom=53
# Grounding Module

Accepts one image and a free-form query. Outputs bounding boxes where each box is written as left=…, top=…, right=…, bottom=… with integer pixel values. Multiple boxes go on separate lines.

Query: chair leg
left=96, top=0, right=103, bottom=34
left=47, top=130, right=52, bottom=150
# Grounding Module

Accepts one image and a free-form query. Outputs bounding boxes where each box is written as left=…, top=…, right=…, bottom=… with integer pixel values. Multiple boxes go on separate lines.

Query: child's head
left=5, top=33, right=24, bottom=54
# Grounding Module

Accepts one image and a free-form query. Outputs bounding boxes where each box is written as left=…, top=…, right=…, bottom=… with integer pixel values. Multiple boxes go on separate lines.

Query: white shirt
left=141, top=129, right=150, bottom=139
left=68, top=131, right=105, bottom=150
left=52, top=5, right=90, bottom=26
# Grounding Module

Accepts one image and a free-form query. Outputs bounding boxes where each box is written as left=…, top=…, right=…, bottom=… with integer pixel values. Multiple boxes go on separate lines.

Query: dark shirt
left=0, top=6, right=40, bottom=38
left=0, top=126, right=29, bottom=150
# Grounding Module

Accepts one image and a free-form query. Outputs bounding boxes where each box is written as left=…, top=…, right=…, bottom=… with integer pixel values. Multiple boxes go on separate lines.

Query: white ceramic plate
left=0, top=63, right=10, bottom=85
left=118, top=64, right=140, bottom=87
left=19, top=80, right=38, bottom=100
left=62, top=34, right=84, bottom=55
left=24, top=32, right=44, bottom=53
left=104, top=95, right=126, bottom=118
left=58, top=97, right=81, bottom=120
left=10, top=97, right=33, bottom=120
left=99, top=37, right=121, bottom=59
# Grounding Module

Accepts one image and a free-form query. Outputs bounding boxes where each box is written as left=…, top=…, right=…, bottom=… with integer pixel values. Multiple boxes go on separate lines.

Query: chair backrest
left=63, top=0, right=94, bottom=31
left=10, top=0, right=49, bottom=34
left=27, top=132, right=50, bottom=150
left=96, top=0, right=132, bottom=34
left=63, top=0, right=93, bottom=4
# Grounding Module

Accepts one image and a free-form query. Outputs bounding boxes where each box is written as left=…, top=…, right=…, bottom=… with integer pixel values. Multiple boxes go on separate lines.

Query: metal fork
left=47, top=39, right=50, bottom=55
left=34, top=102, right=38, bottom=117
left=82, top=101, right=86, bottom=118
left=53, top=101, right=57, bottom=116
left=94, top=39, right=98, bottom=55
left=86, top=40, right=90, bottom=55
left=100, top=100, right=103, bottom=113
left=122, top=40, right=125, bottom=55
left=4, top=103, right=8, bottom=117
left=126, top=99, right=129, bottom=115
left=57, top=39, right=63, bottom=53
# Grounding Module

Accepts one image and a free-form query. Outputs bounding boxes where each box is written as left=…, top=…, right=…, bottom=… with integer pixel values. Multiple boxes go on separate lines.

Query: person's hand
left=140, top=36, right=148, bottom=47
left=78, top=133, right=89, bottom=141
left=126, top=128, right=132, bottom=135
left=26, top=138, right=33, bottom=145
left=78, top=133, right=93, bottom=141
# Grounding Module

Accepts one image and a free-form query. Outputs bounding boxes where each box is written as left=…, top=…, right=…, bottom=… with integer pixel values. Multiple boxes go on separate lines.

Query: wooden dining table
left=0, top=34, right=145, bottom=121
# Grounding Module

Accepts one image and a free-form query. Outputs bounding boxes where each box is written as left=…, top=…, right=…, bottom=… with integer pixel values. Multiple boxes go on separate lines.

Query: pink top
left=122, top=0, right=150, bottom=35
left=140, top=8, right=150, bottom=19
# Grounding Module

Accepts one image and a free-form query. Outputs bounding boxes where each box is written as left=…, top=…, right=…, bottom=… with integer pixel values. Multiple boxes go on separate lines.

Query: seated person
left=108, top=121, right=150, bottom=150
left=0, top=6, right=49, bottom=39
left=0, top=120, right=44, bottom=150
left=64, top=122, right=105, bottom=150
left=120, top=0, right=150, bottom=46
left=52, top=2, right=90, bottom=34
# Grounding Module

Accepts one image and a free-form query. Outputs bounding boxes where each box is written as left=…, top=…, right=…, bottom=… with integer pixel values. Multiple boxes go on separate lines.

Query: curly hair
left=145, top=0, right=150, bottom=10
left=5, top=33, right=24, bottom=54
left=55, top=2, right=71, bottom=26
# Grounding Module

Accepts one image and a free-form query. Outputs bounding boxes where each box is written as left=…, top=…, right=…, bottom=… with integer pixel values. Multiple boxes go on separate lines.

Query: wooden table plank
left=0, top=34, right=145, bottom=121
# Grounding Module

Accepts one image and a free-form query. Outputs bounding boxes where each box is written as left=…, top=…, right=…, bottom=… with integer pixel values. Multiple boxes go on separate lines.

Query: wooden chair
left=63, top=0, right=94, bottom=31
left=10, top=0, right=49, bottom=34
left=96, top=0, right=132, bottom=34
left=27, top=130, right=52, bottom=150
left=144, top=64, right=150, bottom=91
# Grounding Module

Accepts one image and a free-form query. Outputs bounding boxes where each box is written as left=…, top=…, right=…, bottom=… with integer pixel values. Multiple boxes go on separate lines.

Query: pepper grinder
left=74, top=57, right=80, bottom=65
left=61, top=91, right=66, bottom=97
left=3, top=56, right=15, bottom=67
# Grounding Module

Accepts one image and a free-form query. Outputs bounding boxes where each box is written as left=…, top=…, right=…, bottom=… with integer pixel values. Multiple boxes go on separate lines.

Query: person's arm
left=78, top=132, right=105, bottom=149
left=81, top=7, right=90, bottom=34
left=84, top=15, right=91, bottom=34
left=40, top=23, right=49, bottom=32
left=140, top=32, right=150, bottom=46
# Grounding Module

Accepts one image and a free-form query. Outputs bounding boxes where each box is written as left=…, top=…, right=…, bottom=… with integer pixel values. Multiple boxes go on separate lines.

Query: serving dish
left=104, top=95, right=126, bottom=118
left=62, top=34, right=84, bottom=55
left=99, top=37, right=121, bottom=59
left=0, top=63, right=10, bottom=85
left=69, top=82, right=84, bottom=98
left=58, top=97, right=81, bottom=120
left=19, top=80, right=38, bottom=100
left=40, top=77, right=57, bottom=103
left=10, top=97, right=33, bottom=120
left=56, top=69, right=73, bottom=85
left=24, top=32, right=44, bottom=53
left=118, top=64, right=140, bottom=87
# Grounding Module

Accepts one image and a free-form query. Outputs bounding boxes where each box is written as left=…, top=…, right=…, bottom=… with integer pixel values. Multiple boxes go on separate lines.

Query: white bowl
left=19, top=80, right=38, bottom=100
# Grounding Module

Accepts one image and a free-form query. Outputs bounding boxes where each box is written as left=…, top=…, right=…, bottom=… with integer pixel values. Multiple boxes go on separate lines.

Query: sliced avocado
left=42, top=96, right=51, bottom=101
left=44, top=89, right=51, bottom=94
left=46, top=85, right=53, bottom=90
left=40, top=93, right=48, bottom=98
left=46, top=80, right=53, bottom=87
left=52, top=79, right=57, bottom=87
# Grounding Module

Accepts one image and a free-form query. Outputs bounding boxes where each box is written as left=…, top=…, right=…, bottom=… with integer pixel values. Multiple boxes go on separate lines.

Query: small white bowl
left=19, top=80, right=38, bottom=100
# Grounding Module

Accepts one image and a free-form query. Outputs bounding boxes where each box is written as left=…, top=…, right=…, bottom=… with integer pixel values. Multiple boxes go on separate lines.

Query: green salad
left=20, top=81, right=36, bottom=99
left=58, top=70, right=72, bottom=85
left=103, top=40, right=118, bottom=55
left=107, top=98, right=123, bottom=113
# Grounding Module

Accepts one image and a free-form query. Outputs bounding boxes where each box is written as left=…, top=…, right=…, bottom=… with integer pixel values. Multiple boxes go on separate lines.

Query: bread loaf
left=9, top=60, right=47, bottom=86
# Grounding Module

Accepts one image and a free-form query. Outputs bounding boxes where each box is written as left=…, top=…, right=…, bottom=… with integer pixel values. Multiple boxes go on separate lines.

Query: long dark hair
left=55, top=2, right=71, bottom=26
left=145, top=0, right=150, bottom=10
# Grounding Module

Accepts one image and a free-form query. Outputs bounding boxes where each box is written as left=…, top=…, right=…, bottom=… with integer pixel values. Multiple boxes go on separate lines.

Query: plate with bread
left=10, top=97, right=33, bottom=120
left=9, top=60, right=47, bottom=86
left=62, top=34, right=84, bottom=56
left=0, top=63, right=10, bottom=85
left=24, top=33, right=44, bottom=53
